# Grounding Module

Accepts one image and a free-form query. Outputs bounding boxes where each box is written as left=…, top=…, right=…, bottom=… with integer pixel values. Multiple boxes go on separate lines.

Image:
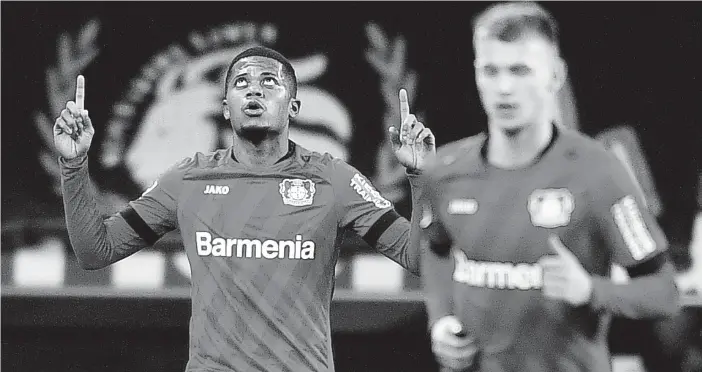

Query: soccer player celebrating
left=54, top=46, right=435, bottom=372
left=421, top=3, right=681, bottom=372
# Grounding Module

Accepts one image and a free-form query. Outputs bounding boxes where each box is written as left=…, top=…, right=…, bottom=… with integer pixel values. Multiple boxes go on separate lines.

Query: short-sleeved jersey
left=129, top=142, right=395, bottom=372
left=421, top=126, right=668, bottom=372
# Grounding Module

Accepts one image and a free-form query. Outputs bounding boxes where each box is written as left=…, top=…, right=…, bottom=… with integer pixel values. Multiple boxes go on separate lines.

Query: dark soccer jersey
left=421, top=127, right=668, bottom=372
left=129, top=143, right=396, bottom=372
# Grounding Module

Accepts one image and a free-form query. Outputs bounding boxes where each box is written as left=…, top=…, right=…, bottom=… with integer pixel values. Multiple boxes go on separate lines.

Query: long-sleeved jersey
left=420, top=125, right=679, bottom=372
left=60, top=141, right=421, bottom=372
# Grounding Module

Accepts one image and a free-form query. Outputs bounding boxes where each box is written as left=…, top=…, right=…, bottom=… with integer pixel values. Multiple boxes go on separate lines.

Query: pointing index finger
left=399, top=88, right=410, bottom=123
left=76, top=75, right=85, bottom=110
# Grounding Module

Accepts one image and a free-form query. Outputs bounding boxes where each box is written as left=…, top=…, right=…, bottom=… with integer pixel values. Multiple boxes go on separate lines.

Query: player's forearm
left=406, top=172, right=424, bottom=274
left=374, top=218, right=421, bottom=276
left=60, top=156, right=140, bottom=269
left=589, top=260, right=680, bottom=319
left=422, top=244, right=455, bottom=327
left=371, top=173, right=424, bottom=276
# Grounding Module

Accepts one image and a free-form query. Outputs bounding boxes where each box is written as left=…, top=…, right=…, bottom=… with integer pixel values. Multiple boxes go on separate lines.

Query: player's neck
left=486, top=120, right=554, bottom=170
left=231, top=130, right=290, bottom=167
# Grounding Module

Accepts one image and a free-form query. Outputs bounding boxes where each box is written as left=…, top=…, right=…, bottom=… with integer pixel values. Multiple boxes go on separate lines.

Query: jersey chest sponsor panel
left=182, top=174, right=334, bottom=246
left=439, top=174, right=594, bottom=266
left=177, top=174, right=340, bottom=281
left=178, top=173, right=340, bottom=372
left=437, top=171, right=609, bottom=342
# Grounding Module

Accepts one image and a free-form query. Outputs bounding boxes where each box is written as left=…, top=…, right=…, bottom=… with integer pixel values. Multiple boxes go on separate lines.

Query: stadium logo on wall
left=527, top=188, right=575, bottom=228
left=36, top=20, right=353, bottom=198
left=279, top=179, right=316, bottom=206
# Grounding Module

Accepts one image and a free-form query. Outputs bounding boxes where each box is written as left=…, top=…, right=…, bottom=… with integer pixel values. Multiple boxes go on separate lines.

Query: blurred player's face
left=222, top=56, right=300, bottom=135
left=474, top=35, right=562, bottom=133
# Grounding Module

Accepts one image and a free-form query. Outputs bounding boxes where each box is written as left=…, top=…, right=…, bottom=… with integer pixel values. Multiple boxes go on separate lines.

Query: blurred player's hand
left=431, top=315, right=477, bottom=371
left=540, top=235, right=593, bottom=306
left=54, top=75, right=94, bottom=160
left=389, top=89, right=435, bottom=172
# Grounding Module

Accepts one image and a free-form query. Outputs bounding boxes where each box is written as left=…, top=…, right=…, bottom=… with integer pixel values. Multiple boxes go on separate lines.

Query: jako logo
left=196, top=232, right=315, bottom=260
left=204, top=185, right=230, bottom=195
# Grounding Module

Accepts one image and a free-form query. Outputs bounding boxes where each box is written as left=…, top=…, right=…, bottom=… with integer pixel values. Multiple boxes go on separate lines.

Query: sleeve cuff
left=406, top=168, right=423, bottom=176
left=59, top=155, right=88, bottom=169
left=406, top=171, right=423, bottom=186
left=587, top=275, right=611, bottom=313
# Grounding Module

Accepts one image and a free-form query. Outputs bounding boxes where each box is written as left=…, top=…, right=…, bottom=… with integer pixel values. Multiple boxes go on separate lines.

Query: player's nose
left=496, top=74, right=515, bottom=95
left=246, top=85, right=264, bottom=98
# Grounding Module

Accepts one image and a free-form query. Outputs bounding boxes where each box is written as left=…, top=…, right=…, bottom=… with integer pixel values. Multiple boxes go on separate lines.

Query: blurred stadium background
left=2, top=2, right=700, bottom=372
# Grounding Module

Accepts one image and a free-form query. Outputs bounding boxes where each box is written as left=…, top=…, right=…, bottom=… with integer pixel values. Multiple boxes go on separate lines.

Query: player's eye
left=262, top=76, right=279, bottom=87
left=234, top=78, right=248, bottom=88
left=482, top=65, right=499, bottom=77
left=510, top=65, right=532, bottom=76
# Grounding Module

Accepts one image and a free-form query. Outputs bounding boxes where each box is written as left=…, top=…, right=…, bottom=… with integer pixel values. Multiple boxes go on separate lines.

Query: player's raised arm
left=336, top=89, right=437, bottom=276
left=57, top=76, right=179, bottom=269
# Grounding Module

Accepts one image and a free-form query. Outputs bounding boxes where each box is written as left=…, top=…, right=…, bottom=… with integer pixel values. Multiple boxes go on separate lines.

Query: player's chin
left=238, top=119, right=275, bottom=131
left=492, top=116, right=526, bottom=131
left=237, top=120, right=286, bottom=138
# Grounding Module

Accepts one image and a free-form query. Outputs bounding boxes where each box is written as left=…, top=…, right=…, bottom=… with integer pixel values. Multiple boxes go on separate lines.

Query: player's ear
left=551, top=57, right=567, bottom=93
left=288, top=98, right=301, bottom=119
left=222, top=99, right=230, bottom=120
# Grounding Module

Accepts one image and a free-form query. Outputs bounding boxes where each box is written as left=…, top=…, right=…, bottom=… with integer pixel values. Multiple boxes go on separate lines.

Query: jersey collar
left=229, top=140, right=297, bottom=165
left=479, top=122, right=561, bottom=169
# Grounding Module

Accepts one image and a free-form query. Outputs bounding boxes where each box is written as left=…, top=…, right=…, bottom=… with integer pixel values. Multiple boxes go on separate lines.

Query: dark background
left=3, top=1, right=700, bottom=230
left=2, top=2, right=701, bottom=372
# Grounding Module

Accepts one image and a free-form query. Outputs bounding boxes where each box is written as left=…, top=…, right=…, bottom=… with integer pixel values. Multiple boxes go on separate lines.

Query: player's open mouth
left=496, top=103, right=518, bottom=117
left=496, top=103, right=517, bottom=110
left=243, top=101, right=265, bottom=117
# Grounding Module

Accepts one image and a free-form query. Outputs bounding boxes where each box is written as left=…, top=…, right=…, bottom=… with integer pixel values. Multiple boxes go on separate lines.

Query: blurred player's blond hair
left=472, top=1, right=579, bottom=130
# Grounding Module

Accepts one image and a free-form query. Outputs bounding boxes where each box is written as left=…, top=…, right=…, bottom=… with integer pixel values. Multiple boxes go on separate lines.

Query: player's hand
left=389, top=89, right=436, bottom=172
left=53, top=75, right=94, bottom=160
left=431, top=316, right=477, bottom=371
left=540, top=235, right=593, bottom=306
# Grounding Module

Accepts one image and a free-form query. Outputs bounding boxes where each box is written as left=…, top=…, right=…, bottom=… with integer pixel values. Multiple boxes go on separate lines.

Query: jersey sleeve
left=419, top=171, right=452, bottom=250
left=60, top=155, right=185, bottom=269
left=590, top=153, right=668, bottom=268
left=332, top=159, right=397, bottom=237
left=125, top=158, right=189, bottom=243
left=418, top=170, right=456, bottom=325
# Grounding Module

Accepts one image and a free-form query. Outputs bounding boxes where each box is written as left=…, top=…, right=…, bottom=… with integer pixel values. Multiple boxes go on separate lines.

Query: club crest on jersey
left=350, top=173, right=391, bottom=209
left=528, top=188, right=575, bottom=228
left=279, top=179, right=316, bottom=206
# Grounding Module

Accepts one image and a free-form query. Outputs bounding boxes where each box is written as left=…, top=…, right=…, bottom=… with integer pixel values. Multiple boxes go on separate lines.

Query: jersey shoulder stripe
left=120, top=206, right=160, bottom=245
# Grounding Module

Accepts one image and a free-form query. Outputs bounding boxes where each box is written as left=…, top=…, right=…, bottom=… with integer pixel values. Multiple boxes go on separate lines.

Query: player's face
left=474, top=36, right=560, bottom=132
left=222, top=56, right=299, bottom=134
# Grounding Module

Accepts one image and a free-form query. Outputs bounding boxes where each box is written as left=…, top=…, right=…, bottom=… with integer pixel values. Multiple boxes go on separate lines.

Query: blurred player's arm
left=60, top=156, right=182, bottom=269
left=588, top=154, right=680, bottom=319
left=419, top=173, right=456, bottom=327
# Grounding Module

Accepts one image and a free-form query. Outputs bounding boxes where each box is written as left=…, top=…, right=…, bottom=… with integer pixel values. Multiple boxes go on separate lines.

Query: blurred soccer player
left=420, top=3, right=681, bottom=371
left=54, top=46, right=435, bottom=371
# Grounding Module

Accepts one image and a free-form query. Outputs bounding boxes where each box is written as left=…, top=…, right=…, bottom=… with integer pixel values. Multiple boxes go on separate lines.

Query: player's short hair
left=472, top=1, right=560, bottom=53
left=224, top=46, right=298, bottom=99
